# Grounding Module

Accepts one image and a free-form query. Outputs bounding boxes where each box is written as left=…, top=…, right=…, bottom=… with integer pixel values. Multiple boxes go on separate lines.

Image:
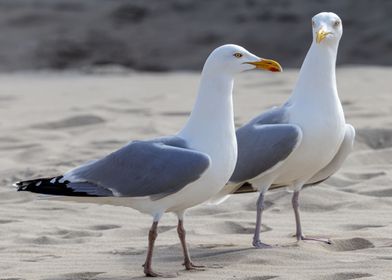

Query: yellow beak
left=316, top=29, right=332, bottom=43
left=246, top=58, right=282, bottom=72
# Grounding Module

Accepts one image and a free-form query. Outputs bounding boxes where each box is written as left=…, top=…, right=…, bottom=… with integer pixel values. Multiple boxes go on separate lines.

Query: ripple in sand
left=0, top=95, right=17, bottom=102
left=134, top=225, right=176, bottom=235
left=52, top=229, right=102, bottom=239
left=360, top=188, right=392, bottom=197
left=356, top=128, right=392, bottom=149
left=320, top=272, right=372, bottom=280
left=46, top=272, right=104, bottom=280
left=342, top=171, right=386, bottom=181
left=0, top=219, right=19, bottom=224
left=110, top=247, right=144, bottom=256
left=31, top=115, right=105, bottom=129
left=89, top=224, right=121, bottom=231
left=22, top=254, right=61, bottom=263
left=244, top=276, right=278, bottom=280
left=198, top=221, right=271, bottom=235
left=342, top=224, right=385, bottom=231
left=160, top=111, right=190, bottom=117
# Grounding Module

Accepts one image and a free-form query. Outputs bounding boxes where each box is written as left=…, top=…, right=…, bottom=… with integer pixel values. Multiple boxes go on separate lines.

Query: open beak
left=316, top=28, right=332, bottom=43
left=246, top=58, right=282, bottom=72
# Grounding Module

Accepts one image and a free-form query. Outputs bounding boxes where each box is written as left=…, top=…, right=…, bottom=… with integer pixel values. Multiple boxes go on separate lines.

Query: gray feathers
left=230, top=106, right=301, bottom=183
left=65, top=136, right=211, bottom=199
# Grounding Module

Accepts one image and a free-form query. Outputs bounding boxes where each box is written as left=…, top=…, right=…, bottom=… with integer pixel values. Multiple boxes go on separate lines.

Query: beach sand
left=0, top=67, right=391, bottom=279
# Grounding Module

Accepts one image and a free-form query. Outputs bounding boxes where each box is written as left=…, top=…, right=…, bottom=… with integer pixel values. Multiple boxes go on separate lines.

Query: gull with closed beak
left=210, top=13, right=355, bottom=248
left=16, top=44, right=282, bottom=275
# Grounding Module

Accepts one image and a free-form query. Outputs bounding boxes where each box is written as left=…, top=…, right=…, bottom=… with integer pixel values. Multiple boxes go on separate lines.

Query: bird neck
left=290, top=42, right=339, bottom=104
left=179, top=71, right=235, bottom=148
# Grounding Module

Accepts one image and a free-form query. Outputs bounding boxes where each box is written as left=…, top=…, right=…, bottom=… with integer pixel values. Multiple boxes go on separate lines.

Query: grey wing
left=305, top=124, right=355, bottom=186
left=230, top=123, right=302, bottom=183
left=64, top=136, right=211, bottom=199
left=230, top=105, right=301, bottom=183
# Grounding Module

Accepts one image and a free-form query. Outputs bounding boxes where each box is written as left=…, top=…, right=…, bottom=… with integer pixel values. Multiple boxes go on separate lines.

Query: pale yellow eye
left=234, top=53, right=243, bottom=58
left=334, top=20, right=340, bottom=27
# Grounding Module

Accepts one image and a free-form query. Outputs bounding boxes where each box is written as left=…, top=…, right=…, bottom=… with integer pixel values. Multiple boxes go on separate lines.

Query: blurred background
left=0, top=0, right=391, bottom=72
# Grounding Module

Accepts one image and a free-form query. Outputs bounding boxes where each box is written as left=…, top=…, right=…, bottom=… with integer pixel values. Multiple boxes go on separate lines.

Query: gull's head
left=312, top=12, right=342, bottom=45
left=203, top=44, right=282, bottom=75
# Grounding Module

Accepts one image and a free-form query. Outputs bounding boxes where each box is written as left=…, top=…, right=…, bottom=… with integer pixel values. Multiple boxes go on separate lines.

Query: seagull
left=16, top=44, right=282, bottom=276
left=210, top=12, right=355, bottom=248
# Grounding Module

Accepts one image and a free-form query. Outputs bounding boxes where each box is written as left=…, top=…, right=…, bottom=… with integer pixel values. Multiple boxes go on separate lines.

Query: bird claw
left=143, top=264, right=177, bottom=278
left=252, top=240, right=273, bottom=249
left=183, top=261, right=206, bottom=271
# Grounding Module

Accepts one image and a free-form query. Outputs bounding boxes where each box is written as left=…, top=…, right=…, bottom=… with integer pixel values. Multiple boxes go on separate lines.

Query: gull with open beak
left=16, top=44, right=281, bottom=276
left=210, top=12, right=355, bottom=248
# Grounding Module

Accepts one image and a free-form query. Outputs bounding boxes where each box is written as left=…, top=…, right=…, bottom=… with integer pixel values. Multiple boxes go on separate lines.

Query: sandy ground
left=0, top=67, right=392, bottom=279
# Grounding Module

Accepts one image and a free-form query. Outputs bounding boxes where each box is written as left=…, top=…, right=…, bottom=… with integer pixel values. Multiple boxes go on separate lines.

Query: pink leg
left=143, top=221, right=176, bottom=277
left=177, top=219, right=205, bottom=270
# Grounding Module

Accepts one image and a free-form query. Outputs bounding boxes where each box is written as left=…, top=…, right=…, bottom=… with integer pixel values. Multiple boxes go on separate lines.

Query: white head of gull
left=15, top=44, right=282, bottom=276
left=210, top=13, right=355, bottom=249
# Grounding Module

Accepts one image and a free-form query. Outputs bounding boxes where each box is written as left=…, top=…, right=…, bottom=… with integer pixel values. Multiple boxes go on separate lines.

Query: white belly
left=275, top=129, right=343, bottom=185
left=251, top=103, right=346, bottom=189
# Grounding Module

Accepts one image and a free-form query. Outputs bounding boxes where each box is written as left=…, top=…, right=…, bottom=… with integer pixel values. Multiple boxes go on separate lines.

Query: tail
left=15, top=176, right=112, bottom=197
left=207, top=182, right=246, bottom=205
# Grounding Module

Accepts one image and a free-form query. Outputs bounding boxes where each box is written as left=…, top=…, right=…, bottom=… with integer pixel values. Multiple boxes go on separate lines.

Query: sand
left=0, top=67, right=392, bottom=279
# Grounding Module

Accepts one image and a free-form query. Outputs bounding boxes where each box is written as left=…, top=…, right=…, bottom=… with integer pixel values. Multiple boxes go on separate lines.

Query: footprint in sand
left=31, top=115, right=105, bottom=130
left=325, top=237, right=374, bottom=251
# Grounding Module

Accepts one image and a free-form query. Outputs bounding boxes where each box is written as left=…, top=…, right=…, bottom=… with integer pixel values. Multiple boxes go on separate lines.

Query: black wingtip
left=15, top=176, right=106, bottom=197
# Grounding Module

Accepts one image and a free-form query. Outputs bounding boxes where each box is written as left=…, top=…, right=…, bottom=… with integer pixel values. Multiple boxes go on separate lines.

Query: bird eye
left=233, top=53, right=243, bottom=58
left=312, top=20, right=315, bottom=27
left=334, top=20, right=340, bottom=27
